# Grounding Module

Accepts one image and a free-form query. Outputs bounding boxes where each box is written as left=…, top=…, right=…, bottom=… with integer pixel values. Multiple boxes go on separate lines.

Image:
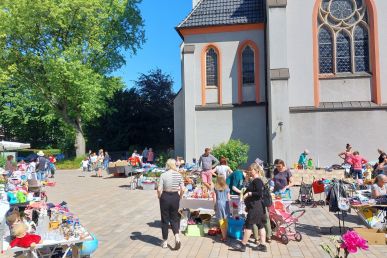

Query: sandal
left=220, top=238, right=227, bottom=242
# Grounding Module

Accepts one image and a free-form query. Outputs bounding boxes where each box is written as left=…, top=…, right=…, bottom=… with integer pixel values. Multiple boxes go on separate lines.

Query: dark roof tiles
left=178, top=0, right=265, bottom=28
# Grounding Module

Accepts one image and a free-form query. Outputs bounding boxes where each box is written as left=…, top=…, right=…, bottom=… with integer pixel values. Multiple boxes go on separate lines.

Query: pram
left=296, top=177, right=314, bottom=207
left=269, top=199, right=305, bottom=244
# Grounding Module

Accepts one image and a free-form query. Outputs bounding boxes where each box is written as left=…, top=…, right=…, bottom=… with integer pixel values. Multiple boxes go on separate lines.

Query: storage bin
left=185, top=224, right=204, bottom=237
left=227, top=217, right=245, bottom=240
left=142, top=182, right=156, bottom=190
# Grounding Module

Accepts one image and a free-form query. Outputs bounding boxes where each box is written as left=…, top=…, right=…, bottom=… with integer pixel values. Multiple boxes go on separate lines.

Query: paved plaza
left=36, top=170, right=387, bottom=257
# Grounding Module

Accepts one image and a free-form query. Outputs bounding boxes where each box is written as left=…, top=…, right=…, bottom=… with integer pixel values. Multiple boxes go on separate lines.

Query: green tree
left=0, top=0, right=145, bottom=156
left=212, top=140, right=250, bottom=170
left=86, top=69, right=175, bottom=152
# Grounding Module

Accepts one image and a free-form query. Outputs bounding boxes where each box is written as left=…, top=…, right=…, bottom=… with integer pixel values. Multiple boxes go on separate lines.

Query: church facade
left=174, top=0, right=387, bottom=167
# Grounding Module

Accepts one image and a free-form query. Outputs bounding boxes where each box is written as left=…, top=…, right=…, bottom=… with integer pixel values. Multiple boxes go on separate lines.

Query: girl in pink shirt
left=349, top=151, right=368, bottom=180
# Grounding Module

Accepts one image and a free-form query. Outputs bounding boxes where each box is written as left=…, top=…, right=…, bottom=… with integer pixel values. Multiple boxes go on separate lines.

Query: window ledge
left=205, top=86, right=218, bottom=89
left=289, top=101, right=387, bottom=113
left=196, top=102, right=266, bottom=111
left=319, top=72, right=372, bottom=80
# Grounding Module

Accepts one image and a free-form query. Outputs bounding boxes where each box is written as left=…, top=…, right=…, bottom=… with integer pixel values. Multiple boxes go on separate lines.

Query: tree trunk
left=74, top=118, right=86, bottom=157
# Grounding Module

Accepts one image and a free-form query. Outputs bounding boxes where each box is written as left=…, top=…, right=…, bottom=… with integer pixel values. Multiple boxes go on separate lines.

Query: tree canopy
left=0, top=0, right=145, bottom=156
left=87, top=69, right=175, bottom=152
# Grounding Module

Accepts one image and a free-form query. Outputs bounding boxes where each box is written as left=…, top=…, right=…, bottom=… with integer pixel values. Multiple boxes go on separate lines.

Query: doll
left=10, top=223, right=42, bottom=249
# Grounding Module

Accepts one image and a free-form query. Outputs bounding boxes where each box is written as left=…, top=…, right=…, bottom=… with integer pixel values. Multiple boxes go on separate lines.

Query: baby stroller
left=269, top=200, right=305, bottom=245
left=27, top=179, right=48, bottom=202
left=296, top=177, right=314, bottom=207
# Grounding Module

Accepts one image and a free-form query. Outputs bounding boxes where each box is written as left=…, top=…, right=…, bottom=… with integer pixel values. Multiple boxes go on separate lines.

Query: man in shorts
left=198, top=148, right=219, bottom=190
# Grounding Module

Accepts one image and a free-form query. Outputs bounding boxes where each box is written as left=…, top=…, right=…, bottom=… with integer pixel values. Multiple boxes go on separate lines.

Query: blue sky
left=115, top=0, right=192, bottom=92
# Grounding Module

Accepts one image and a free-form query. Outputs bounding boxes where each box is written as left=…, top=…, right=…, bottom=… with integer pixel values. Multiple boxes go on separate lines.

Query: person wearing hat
left=36, top=151, right=48, bottom=181
left=298, top=150, right=309, bottom=169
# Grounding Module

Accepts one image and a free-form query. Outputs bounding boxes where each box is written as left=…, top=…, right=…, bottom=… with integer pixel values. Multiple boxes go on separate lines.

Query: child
left=298, top=150, right=309, bottom=169
left=81, top=158, right=89, bottom=172
left=212, top=176, right=230, bottom=241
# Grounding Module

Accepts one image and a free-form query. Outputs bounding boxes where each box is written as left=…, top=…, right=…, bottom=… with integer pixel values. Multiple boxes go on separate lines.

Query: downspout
left=263, top=1, right=272, bottom=164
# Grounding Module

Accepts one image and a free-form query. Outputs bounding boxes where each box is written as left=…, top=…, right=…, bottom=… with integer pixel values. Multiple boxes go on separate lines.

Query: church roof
left=177, top=0, right=265, bottom=29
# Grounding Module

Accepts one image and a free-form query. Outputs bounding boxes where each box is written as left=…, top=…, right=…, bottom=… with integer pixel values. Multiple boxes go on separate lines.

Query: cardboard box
left=353, top=228, right=386, bottom=245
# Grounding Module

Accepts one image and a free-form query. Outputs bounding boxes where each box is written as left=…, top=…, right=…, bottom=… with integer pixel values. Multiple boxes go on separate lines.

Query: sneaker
left=254, top=244, right=267, bottom=252
left=161, top=240, right=168, bottom=249
left=174, top=241, right=181, bottom=251
left=233, top=244, right=246, bottom=252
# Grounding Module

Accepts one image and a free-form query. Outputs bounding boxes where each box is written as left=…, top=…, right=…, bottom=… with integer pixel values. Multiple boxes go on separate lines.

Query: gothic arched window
left=206, top=48, right=218, bottom=86
left=318, top=0, right=370, bottom=74
left=319, top=27, right=333, bottom=74
left=242, top=46, right=255, bottom=84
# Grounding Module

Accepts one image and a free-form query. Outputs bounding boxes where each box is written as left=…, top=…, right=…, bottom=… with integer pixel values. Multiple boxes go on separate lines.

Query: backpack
left=262, top=183, right=273, bottom=207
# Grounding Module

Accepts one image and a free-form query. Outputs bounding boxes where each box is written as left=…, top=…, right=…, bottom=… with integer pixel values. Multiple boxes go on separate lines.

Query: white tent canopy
left=0, top=141, right=31, bottom=151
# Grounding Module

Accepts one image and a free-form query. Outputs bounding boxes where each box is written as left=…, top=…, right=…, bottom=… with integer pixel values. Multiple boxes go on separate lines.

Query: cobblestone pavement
left=15, top=170, right=387, bottom=257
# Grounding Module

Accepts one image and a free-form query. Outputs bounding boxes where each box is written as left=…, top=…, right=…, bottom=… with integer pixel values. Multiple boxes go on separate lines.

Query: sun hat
left=37, top=151, right=45, bottom=156
left=304, top=149, right=310, bottom=154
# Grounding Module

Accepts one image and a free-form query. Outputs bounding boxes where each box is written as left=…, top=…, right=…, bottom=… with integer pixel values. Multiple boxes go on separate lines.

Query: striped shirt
left=158, top=170, right=184, bottom=192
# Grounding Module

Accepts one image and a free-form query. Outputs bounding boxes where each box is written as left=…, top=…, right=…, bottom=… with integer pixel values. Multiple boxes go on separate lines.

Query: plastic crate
left=227, top=217, right=245, bottom=240
left=185, top=224, right=204, bottom=237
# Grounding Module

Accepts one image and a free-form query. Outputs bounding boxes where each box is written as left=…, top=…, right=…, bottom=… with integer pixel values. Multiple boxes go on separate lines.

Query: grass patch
left=56, top=156, right=85, bottom=170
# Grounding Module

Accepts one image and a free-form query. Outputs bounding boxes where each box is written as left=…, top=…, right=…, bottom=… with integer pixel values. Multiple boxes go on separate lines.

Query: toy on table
left=10, top=223, right=42, bottom=249
left=16, top=191, right=27, bottom=203
left=7, top=191, right=18, bottom=205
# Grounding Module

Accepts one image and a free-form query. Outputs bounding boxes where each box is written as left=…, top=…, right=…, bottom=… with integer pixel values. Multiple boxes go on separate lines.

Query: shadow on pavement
left=147, top=220, right=161, bottom=228
left=130, top=231, right=161, bottom=246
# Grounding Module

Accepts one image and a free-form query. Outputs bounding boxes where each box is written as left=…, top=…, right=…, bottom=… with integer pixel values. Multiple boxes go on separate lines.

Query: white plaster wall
left=194, top=106, right=268, bottom=165
left=320, top=77, right=372, bottom=102
left=173, top=90, right=185, bottom=157
left=184, top=30, right=265, bottom=106
left=243, top=85, right=256, bottom=102
left=206, top=88, right=218, bottom=104
left=375, top=0, right=387, bottom=103
left=289, top=110, right=387, bottom=167
left=286, top=0, right=315, bottom=107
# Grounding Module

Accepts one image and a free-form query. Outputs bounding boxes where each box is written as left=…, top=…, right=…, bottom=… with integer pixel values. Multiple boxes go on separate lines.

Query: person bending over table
left=198, top=148, right=219, bottom=190
left=157, top=159, right=185, bottom=250
left=273, top=159, right=294, bottom=193
left=372, top=174, right=387, bottom=199
left=226, top=169, right=246, bottom=195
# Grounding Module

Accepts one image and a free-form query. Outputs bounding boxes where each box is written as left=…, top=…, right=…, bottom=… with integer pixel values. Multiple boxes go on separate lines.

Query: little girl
left=212, top=176, right=230, bottom=241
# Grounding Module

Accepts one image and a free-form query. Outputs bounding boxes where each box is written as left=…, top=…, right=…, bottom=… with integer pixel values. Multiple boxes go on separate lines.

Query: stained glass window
left=319, top=27, right=333, bottom=74
left=354, top=25, right=369, bottom=72
left=242, top=46, right=255, bottom=84
left=318, top=0, right=370, bottom=74
left=206, top=48, right=218, bottom=86
left=336, top=32, right=352, bottom=72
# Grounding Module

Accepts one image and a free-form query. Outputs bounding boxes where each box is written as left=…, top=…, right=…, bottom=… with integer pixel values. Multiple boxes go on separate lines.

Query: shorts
left=201, top=170, right=213, bottom=184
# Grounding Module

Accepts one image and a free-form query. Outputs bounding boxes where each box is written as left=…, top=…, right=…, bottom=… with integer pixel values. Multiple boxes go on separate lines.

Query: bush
left=56, top=156, right=86, bottom=170
left=212, top=139, right=249, bottom=171
left=155, top=151, right=169, bottom=168
left=0, top=155, right=6, bottom=168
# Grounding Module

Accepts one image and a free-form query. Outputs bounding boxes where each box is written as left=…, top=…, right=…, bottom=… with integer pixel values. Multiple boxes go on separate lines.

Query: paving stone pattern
left=22, top=170, right=387, bottom=257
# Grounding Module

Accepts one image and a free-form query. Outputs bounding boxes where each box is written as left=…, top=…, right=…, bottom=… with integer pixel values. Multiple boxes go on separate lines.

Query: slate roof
left=177, top=0, right=265, bottom=29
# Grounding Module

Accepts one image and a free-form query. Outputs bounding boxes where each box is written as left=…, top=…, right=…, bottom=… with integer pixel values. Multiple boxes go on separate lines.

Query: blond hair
left=11, top=223, right=27, bottom=237
left=248, top=163, right=264, bottom=178
left=215, top=176, right=228, bottom=191
left=166, top=159, right=178, bottom=171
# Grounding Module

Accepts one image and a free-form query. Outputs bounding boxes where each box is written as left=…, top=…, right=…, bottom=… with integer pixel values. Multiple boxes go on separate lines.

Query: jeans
left=36, top=170, right=46, bottom=181
left=159, top=192, right=180, bottom=240
left=103, top=160, right=109, bottom=170
left=353, top=169, right=363, bottom=180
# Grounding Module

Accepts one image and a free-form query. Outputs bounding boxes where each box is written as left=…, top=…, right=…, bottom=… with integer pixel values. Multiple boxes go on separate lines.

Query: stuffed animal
left=10, top=223, right=42, bottom=249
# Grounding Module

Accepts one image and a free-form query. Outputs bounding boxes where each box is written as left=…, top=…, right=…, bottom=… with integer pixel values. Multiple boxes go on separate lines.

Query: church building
left=174, top=0, right=387, bottom=167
